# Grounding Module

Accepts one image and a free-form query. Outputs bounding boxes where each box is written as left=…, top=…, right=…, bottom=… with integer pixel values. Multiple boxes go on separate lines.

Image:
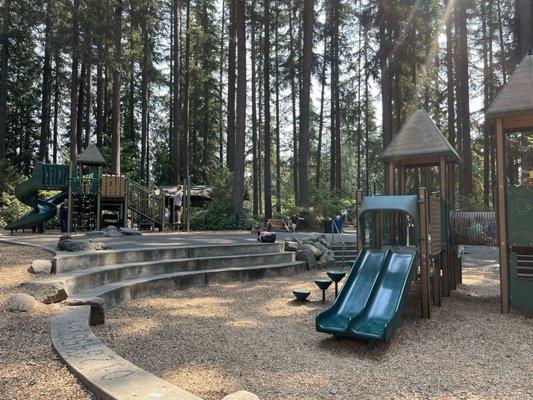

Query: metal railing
left=331, top=218, right=346, bottom=262
left=127, top=180, right=163, bottom=227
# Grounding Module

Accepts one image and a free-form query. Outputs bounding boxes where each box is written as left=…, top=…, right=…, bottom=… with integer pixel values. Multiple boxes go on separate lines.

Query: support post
left=496, top=118, right=509, bottom=313
left=96, top=166, right=102, bottom=231
left=399, top=167, right=407, bottom=244
left=440, top=157, right=450, bottom=296
left=356, top=190, right=364, bottom=253
left=418, top=187, right=431, bottom=319
left=123, top=177, right=129, bottom=228
left=67, top=161, right=74, bottom=233
left=388, top=162, right=396, bottom=245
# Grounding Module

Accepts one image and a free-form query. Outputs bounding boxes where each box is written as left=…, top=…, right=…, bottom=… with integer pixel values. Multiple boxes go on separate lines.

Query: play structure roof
left=358, top=195, right=420, bottom=243
left=77, top=144, right=106, bottom=166
left=379, top=108, right=461, bottom=166
left=486, top=54, right=533, bottom=119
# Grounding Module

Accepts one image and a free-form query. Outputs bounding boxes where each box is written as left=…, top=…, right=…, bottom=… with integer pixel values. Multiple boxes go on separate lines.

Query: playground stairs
left=331, top=243, right=359, bottom=267
left=50, top=242, right=305, bottom=309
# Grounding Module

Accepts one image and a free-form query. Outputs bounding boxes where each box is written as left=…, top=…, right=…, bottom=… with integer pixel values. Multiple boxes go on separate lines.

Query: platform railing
left=127, top=180, right=163, bottom=226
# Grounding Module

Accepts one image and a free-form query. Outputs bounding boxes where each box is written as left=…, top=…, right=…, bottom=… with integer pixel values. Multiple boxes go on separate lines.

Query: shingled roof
left=487, top=54, right=533, bottom=119
left=379, top=108, right=461, bottom=166
left=77, top=144, right=106, bottom=166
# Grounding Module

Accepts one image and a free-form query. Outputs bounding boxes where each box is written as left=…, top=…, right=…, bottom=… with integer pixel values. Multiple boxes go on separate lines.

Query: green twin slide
left=316, top=248, right=418, bottom=345
left=6, top=163, right=69, bottom=231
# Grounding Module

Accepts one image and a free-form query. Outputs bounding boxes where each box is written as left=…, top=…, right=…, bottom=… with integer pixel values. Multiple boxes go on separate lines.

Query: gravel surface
left=0, top=242, right=95, bottom=400
left=96, top=249, right=533, bottom=400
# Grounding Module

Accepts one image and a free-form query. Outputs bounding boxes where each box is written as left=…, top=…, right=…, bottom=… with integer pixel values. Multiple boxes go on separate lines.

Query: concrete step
left=330, top=244, right=358, bottom=251
left=68, top=261, right=307, bottom=308
left=58, top=252, right=295, bottom=295
left=53, top=242, right=285, bottom=273
left=333, top=250, right=359, bottom=258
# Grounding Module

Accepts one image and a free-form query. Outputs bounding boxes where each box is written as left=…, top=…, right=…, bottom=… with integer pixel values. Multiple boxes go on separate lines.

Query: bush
left=0, top=160, right=29, bottom=228
left=189, top=169, right=259, bottom=231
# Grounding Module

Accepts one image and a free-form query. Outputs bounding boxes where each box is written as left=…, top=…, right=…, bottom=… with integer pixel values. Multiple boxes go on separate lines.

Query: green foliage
left=189, top=168, right=259, bottom=231
left=0, top=160, right=29, bottom=228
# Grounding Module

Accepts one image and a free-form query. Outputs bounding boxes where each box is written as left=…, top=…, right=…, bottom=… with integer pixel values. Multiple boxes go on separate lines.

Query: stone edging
left=51, top=305, right=203, bottom=400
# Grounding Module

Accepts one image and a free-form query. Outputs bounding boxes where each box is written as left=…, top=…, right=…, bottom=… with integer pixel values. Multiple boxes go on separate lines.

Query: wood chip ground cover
left=95, top=248, right=533, bottom=400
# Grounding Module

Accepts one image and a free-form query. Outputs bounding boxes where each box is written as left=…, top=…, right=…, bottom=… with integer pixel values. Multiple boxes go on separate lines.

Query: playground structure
left=486, top=54, right=533, bottom=312
left=6, top=144, right=176, bottom=233
left=317, top=109, right=462, bottom=345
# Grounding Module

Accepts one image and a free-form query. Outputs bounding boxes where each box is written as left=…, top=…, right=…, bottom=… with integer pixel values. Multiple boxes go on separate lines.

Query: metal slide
left=316, top=248, right=418, bottom=345
left=5, top=163, right=69, bottom=231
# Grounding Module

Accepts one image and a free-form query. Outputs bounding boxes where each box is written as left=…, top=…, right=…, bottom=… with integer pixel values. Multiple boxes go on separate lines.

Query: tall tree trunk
left=226, top=0, right=236, bottom=170
left=0, top=0, right=9, bottom=160
left=456, top=0, right=472, bottom=196
left=263, top=0, right=272, bottom=219
left=274, top=3, right=281, bottom=214
left=481, top=0, right=493, bottom=208
left=379, top=2, right=392, bottom=192
left=288, top=1, right=298, bottom=203
left=315, top=39, right=327, bottom=189
left=53, top=51, right=60, bottom=164
left=518, top=0, right=533, bottom=55
left=69, top=0, right=80, bottom=160
left=201, top=0, right=210, bottom=178
left=140, top=2, right=150, bottom=185
left=330, top=0, right=341, bottom=192
left=96, top=44, right=104, bottom=148
left=251, top=0, right=259, bottom=216
left=298, top=0, right=313, bottom=205
left=218, top=0, right=225, bottom=167
left=363, top=23, right=370, bottom=194
left=233, top=0, right=246, bottom=218
left=39, top=0, right=52, bottom=162
left=85, top=63, right=92, bottom=147
left=77, top=63, right=86, bottom=151
left=183, top=0, right=191, bottom=185
left=111, top=0, right=123, bottom=175
left=171, top=0, right=181, bottom=183
left=496, top=0, right=507, bottom=85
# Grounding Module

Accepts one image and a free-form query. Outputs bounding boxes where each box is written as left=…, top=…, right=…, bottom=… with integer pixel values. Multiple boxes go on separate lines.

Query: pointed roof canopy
left=379, top=109, right=461, bottom=167
left=487, top=54, right=533, bottom=119
left=77, top=144, right=106, bottom=166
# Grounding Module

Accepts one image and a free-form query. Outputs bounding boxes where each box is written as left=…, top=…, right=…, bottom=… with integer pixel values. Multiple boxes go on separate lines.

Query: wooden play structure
left=486, top=54, right=533, bottom=313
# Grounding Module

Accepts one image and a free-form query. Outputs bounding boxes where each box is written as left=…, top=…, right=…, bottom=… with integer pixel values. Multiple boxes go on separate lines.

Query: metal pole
left=496, top=118, right=509, bottom=313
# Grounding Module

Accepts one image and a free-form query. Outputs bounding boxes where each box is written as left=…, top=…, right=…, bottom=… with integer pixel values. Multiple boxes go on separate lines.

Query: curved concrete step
left=54, top=242, right=285, bottom=273
left=59, top=252, right=295, bottom=295
left=69, top=261, right=307, bottom=308
left=52, top=306, right=203, bottom=400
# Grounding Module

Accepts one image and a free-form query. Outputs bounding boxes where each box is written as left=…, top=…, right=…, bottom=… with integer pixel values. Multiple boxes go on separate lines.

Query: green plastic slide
left=316, top=248, right=418, bottom=345
left=5, top=163, right=69, bottom=231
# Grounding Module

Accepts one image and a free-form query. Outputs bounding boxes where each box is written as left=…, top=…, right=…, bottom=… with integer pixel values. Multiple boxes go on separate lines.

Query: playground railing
left=127, top=180, right=163, bottom=226
left=331, top=218, right=346, bottom=262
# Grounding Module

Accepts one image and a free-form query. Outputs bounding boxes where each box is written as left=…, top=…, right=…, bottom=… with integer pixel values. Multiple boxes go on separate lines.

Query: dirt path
left=0, top=242, right=94, bottom=400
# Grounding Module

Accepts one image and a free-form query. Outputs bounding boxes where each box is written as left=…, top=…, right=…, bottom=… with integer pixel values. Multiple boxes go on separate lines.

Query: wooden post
left=439, top=157, right=451, bottom=296
left=399, top=167, right=407, bottom=244
left=419, top=187, right=431, bottom=319
left=96, top=166, right=102, bottom=231
left=388, top=162, right=396, bottom=245
left=67, top=161, right=74, bottom=233
left=375, top=211, right=382, bottom=249
left=356, top=190, right=364, bottom=252
left=496, top=118, right=510, bottom=313
left=123, top=177, right=129, bottom=228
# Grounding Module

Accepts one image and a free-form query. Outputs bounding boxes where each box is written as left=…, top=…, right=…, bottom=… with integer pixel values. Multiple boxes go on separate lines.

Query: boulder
left=313, top=242, right=330, bottom=255
left=318, top=237, right=331, bottom=248
left=296, top=250, right=317, bottom=270
left=58, top=235, right=110, bottom=252
left=20, top=281, right=68, bottom=304
left=119, top=227, right=142, bottom=236
left=318, top=253, right=336, bottom=268
left=300, top=243, right=323, bottom=258
left=6, top=293, right=37, bottom=312
left=284, top=241, right=299, bottom=252
left=27, top=259, right=52, bottom=275
left=222, top=391, right=260, bottom=400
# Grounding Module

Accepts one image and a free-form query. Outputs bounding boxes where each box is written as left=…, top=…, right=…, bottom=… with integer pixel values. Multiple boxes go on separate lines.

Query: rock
left=313, top=242, right=330, bottom=255
left=58, top=235, right=110, bottom=252
left=20, top=281, right=68, bottom=304
left=6, top=293, right=37, bottom=312
left=27, top=259, right=52, bottom=275
left=300, top=243, right=323, bottom=258
left=65, top=298, right=105, bottom=325
left=318, top=237, right=331, bottom=248
left=119, top=227, right=142, bottom=236
left=284, top=241, right=299, bottom=252
left=318, top=253, right=336, bottom=268
left=296, top=250, right=317, bottom=270
left=222, top=391, right=260, bottom=400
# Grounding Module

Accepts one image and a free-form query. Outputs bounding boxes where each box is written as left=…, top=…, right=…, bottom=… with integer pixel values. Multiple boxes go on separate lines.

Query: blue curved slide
left=316, top=248, right=418, bottom=345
